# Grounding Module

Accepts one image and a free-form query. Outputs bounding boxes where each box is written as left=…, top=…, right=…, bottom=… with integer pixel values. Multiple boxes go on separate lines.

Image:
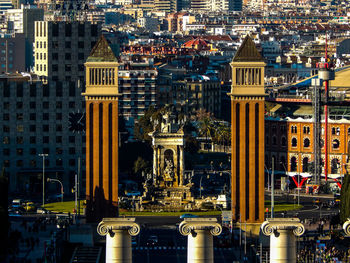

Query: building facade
left=34, top=21, right=101, bottom=83
left=0, top=74, right=85, bottom=194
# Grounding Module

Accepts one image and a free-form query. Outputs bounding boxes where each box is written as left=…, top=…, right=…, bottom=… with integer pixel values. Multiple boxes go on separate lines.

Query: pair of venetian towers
left=83, top=34, right=265, bottom=225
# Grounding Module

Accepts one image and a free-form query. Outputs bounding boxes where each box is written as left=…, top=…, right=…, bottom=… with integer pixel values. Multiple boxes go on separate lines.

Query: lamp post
left=271, top=156, right=275, bottom=218
left=200, top=175, right=204, bottom=198
left=47, top=178, right=64, bottom=202
left=39, top=153, right=48, bottom=207
left=265, top=164, right=270, bottom=191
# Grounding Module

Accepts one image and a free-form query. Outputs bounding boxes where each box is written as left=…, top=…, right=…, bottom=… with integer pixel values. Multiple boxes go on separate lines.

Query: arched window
left=332, top=139, right=340, bottom=149
left=303, top=138, right=310, bottom=148
left=302, top=157, right=309, bottom=172
left=291, top=138, right=297, bottom=147
left=331, top=158, right=340, bottom=174
left=320, top=139, right=324, bottom=148
left=291, top=156, right=297, bottom=172
left=272, top=136, right=277, bottom=145
left=281, top=136, right=286, bottom=147
left=280, top=156, right=286, bottom=171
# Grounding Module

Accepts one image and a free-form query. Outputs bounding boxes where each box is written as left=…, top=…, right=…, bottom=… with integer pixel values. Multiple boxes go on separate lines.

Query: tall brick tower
left=83, top=35, right=120, bottom=222
left=230, top=36, right=266, bottom=223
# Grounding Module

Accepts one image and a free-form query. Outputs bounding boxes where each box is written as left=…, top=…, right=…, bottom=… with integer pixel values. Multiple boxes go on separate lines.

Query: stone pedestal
left=179, top=218, right=222, bottom=263
left=343, top=218, right=350, bottom=236
left=97, top=218, right=140, bottom=263
left=261, top=218, right=305, bottom=263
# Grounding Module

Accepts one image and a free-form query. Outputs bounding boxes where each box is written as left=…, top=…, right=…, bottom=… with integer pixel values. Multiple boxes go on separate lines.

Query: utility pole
left=271, top=156, right=275, bottom=218
left=39, top=154, right=48, bottom=207
left=77, top=157, right=80, bottom=217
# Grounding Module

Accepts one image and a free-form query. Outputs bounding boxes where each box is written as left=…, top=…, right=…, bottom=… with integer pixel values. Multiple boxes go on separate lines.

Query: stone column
left=153, top=146, right=157, bottom=177
left=97, top=218, right=140, bottom=263
left=179, top=218, right=222, bottom=263
left=179, top=146, right=184, bottom=186
left=343, top=218, right=350, bottom=236
left=261, top=218, right=305, bottom=263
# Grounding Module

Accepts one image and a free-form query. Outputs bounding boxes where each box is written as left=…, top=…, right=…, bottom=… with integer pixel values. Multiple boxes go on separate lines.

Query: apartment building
left=0, top=74, right=85, bottom=194
left=34, top=21, right=101, bottom=82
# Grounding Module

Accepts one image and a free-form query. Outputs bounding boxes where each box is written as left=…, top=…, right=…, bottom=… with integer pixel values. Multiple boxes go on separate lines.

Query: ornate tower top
left=83, top=35, right=120, bottom=98
left=230, top=35, right=266, bottom=97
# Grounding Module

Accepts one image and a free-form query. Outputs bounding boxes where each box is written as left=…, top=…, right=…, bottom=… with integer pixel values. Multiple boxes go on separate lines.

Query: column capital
left=179, top=218, right=222, bottom=236
left=261, top=218, right=305, bottom=237
left=343, top=218, right=350, bottom=236
left=97, top=218, right=140, bottom=237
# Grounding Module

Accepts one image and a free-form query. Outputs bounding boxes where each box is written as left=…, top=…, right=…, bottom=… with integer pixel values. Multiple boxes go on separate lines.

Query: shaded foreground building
left=83, top=35, right=120, bottom=222
left=230, top=36, right=265, bottom=223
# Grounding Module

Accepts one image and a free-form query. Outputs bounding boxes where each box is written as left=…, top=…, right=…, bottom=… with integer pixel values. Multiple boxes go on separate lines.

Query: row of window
left=3, top=147, right=81, bottom=155
left=3, top=159, right=78, bottom=168
left=289, top=125, right=350, bottom=136
left=290, top=137, right=342, bottom=149
left=3, top=136, right=82, bottom=144
left=36, top=41, right=47, bottom=49
left=2, top=84, right=77, bottom=98
left=2, top=101, right=76, bottom=111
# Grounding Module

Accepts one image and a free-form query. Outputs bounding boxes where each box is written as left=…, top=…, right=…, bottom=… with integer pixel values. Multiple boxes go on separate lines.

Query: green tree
left=196, top=109, right=214, bottom=152
left=134, top=106, right=162, bottom=142
left=340, top=167, right=350, bottom=223
left=133, top=157, right=150, bottom=175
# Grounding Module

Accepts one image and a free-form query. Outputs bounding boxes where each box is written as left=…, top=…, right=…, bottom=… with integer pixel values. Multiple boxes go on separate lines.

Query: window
left=272, top=125, right=277, bottom=134
left=65, top=24, right=72, bottom=37
left=17, top=125, right=23, bottom=132
left=78, top=53, right=84, bottom=60
left=291, top=125, right=297, bottom=134
left=16, top=137, right=23, bottom=144
left=52, top=23, right=58, bottom=36
left=43, top=113, right=49, bottom=120
left=303, top=126, right=310, bottom=134
left=65, top=64, right=71, bottom=71
left=16, top=160, right=23, bottom=167
left=16, top=84, right=23, bottom=97
left=16, top=102, right=23, bottom=109
left=43, top=87, right=49, bottom=97
left=52, top=64, right=58, bottom=72
left=30, top=160, right=36, bottom=167
left=3, top=114, right=9, bottom=121
left=30, top=86, right=36, bottom=97
left=16, top=148, right=23, bottom=155
left=56, top=86, right=62, bottom=97
left=30, top=125, right=36, bottom=132
left=56, top=125, right=62, bottom=132
left=30, top=148, right=36, bottom=155
left=56, top=113, right=62, bottom=120
left=56, top=136, right=62, bottom=143
left=78, top=41, right=84, bottom=48
left=3, top=102, right=9, bottom=110
left=3, top=148, right=9, bottom=155
left=302, top=157, right=309, bottom=172
left=3, top=160, right=9, bottom=167
left=56, top=159, right=63, bottom=166
left=56, top=148, right=63, bottom=154
left=52, top=53, right=58, bottom=60
left=30, top=137, right=36, bottom=144
left=69, top=136, right=75, bottom=143
left=65, top=41, right=71, bottom=48
left=69, top=147, right=75, bottom=154
left=331, top=158, right=340, bottom=174
left=3, top=136, right=9, bottom=144
left=69, top=159, right=75, bottom=166
left=16, top=113, right=23, bottom=120
left=30, top=113, right=36, bottom=121
left=291, top=138, right=297, bottom=147
left=43, top=102, right=49, bottom=109
left=43, top=125, right=49, bottom=132
left=43, top=148, right=49, bottom=154
left=303, top=138, right=310, bottom=148
left=65, top=53, right=71, bottom=60
left=78, top=24, right=85, bottom=37
left=281, top=137, right=286, bottom=147
left=43, top=136, right=49, bottom=143
left=56, top=102, right=62, bottom=109
left=280, top=125, right=286, bottom=133
left=69, top=101, right=75, bottom=108
left=290, top=156, right=297, bottom=172
left=272, top=136, right=277, bottom=145
left=30, top=102, right=36, bottom=109
left=332, top=139, right=340, bottom=149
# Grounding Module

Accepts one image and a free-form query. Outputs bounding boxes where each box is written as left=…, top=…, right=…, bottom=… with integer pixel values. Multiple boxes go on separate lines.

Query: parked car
left=37, top=207, right=50, bottom=214
left=179, top=213, right=198, bottom=219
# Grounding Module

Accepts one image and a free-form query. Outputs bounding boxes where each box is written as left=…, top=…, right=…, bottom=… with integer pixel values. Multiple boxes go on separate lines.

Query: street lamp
left=264, top=164, right=270, bottom=191
left=38, top=153, right=48, bottom=207
left=199, top=175, right=204, bottom=198
left=47, top=178, right=64, bottom=202
left=271, top=156, right=275, bottom=218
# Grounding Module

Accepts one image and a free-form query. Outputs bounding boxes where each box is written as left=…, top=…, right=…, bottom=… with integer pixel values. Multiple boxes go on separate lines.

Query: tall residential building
left=6, top=5, right=44, bottom=43
left=230, top=36, right=265, bottom=223
left=0, top=75, right=85, bottom=194
left=6, top=6, right=44, bottom=69
left=154, top=0, right=178, bottom=13
left=34, top=21, right=101, bottom=83
left=119, top=55, right=157, bottom=128
left=83, top=36, right=120, bottom=222
left=0, top=33, right=25, bottom=73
